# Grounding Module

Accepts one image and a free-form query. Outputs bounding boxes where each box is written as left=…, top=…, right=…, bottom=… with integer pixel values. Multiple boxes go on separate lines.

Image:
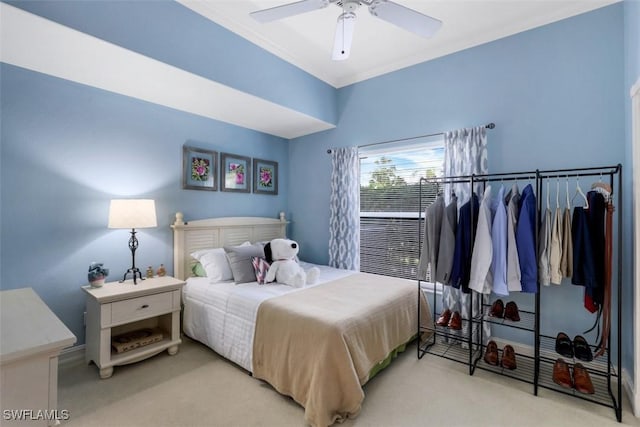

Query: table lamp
left=108, top=199, right=157, bottom=284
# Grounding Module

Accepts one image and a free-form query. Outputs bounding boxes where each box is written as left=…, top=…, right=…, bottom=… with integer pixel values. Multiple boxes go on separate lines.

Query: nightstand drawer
left=110, top=292, right=173, bottom=324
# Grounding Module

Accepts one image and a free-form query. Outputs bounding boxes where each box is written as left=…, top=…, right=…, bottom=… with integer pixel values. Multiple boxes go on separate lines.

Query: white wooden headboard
left=171, top=212, right=288, bottom=281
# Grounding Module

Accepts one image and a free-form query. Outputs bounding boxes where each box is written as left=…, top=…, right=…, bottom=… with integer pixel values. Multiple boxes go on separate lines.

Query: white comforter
left=182, top=262, right=355, bottom=372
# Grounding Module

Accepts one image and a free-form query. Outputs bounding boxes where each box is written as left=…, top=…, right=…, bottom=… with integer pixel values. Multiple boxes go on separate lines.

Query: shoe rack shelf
left=418, top=301, right=479, bottom=372
left=417, top=165, right=623, bottom=422
left=470, top=294, right=537, bottom=387
left=537, top=360, right=619, bottom=409
left=472, top=345, right=536, bottom=385
left=479, top=303, right=536, bottom=332
left=537, top=334, right=619, bottom=409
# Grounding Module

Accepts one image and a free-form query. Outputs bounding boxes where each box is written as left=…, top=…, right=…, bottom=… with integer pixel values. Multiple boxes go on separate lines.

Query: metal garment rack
left=416, top=164, right=622, bottom=422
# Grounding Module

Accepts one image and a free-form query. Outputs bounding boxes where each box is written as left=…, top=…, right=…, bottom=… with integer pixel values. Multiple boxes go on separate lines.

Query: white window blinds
left=359, top=138, right=444, bottom=280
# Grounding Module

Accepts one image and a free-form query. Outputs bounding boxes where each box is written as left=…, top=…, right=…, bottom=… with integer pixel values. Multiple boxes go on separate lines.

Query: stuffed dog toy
left=264, top=238, right=319, bottom=287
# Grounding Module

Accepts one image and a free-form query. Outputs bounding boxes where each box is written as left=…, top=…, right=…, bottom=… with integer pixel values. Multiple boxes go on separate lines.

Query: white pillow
left=190, top=248, right=233, bottom=282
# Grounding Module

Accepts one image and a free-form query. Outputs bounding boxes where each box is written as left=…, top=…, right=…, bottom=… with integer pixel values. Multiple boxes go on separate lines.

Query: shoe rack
left=417, top=165, right=623, bottom=422
left=417, top=280, right=478, bottom=374
left=533, top=166, right=622, bottom=422
left=417, top=175, right=482, bottom=375
left=471, top=293, right=538, bottom=388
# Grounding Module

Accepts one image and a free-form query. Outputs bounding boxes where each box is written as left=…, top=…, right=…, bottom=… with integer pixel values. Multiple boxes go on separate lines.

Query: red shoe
left=436, top=309, right=451, bottom=327
left=448, top=311, right=462, bottom=330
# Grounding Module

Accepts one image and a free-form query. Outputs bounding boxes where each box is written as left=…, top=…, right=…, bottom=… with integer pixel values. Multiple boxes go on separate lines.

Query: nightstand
left=82, top=276, right=185, bottom=379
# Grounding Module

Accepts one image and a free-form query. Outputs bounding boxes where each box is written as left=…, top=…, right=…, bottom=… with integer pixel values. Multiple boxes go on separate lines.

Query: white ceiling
left=179, top=0, right=618, bottom=88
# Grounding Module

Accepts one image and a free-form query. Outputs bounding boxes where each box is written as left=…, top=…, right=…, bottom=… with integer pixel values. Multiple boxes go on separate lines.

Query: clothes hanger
left=546, top=180, right=550, bottom=211
left=572, top=175, right=589, bottom=209
left=565, top=175, right=570, bottom=210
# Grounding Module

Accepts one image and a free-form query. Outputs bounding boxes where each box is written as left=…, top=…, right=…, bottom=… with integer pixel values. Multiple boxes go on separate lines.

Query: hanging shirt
left=469, top=186, right=494, bottom=294
left=418, top=195, right=445, bottom=281
left=451, top=194, right=479, bottom=293
left=506, top=184, right=522, bottom=292
left=585, top=190, right=606, bottom=310
left=549, top=206, right=563, bottom=285
left=538, top=207, right=552, bottom=287
left=436, top=196, right=458, bottom=285
left=491, top=186, right=508, bottom=296
left=560, top=207, right=573, bottom=278
left=572, top=205, right=596, bottom=305
left=516, top=184, right=538, bottom=293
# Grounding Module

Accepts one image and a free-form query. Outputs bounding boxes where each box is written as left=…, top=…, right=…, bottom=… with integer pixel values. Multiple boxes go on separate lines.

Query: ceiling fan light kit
left=250, top=0, right=442, bottom=60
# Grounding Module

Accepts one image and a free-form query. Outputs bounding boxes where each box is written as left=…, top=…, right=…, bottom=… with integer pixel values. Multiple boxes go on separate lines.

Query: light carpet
left=58, top=337, right=640, bottom=427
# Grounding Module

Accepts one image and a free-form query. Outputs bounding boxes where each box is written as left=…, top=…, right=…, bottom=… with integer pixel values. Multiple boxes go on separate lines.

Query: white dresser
left=0, top=288, right=77, bottom=426
left=82, top=276, right=184, bottom=379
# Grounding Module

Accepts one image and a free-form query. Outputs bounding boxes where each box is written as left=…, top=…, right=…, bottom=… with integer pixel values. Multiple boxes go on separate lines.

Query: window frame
left=358, top=136, right=445, bottom=291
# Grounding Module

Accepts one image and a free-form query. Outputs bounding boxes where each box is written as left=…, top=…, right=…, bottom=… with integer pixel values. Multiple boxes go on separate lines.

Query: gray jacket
left=418, top=195, right=445, bottom=280
left=436, top=196, right=458, bottom=284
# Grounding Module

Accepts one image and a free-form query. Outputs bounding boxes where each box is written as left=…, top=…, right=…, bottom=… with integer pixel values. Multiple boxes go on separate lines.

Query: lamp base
left=119, top=268, right=145, bottom=285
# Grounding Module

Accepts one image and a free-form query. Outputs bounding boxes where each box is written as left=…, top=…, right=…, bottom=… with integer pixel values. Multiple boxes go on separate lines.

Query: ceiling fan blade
left=332, top=12, right=356, bottom=61
left=368, top=0, right=442, bottom=38
left=250, top=0, right=330, bottom=23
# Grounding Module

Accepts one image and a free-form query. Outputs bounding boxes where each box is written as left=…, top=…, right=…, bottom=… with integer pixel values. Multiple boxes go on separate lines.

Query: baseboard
left=622, top=367, right=639, bottom=417
left=58, top=344, right=85, bottom=366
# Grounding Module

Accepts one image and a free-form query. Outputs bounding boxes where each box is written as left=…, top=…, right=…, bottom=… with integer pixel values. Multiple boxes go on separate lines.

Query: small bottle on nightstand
left=157, top=264, right=166, bottom=277
left=146, top=266, right=154, bottom=278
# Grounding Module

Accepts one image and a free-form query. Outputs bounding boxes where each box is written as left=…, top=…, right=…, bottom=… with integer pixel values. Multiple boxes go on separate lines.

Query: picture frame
left=182, top=145, right=217, bottom=191
left=253, top=158, right=278, bottom=195
left=220, top=152, right=251, bottom=193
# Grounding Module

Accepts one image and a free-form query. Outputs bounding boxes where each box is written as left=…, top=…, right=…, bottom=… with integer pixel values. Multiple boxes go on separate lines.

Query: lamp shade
left=108, top=199, right=157, bottom=229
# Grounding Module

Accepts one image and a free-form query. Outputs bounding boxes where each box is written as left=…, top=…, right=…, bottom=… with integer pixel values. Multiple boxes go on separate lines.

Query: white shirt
left=469, top=186, right=494, bottom=294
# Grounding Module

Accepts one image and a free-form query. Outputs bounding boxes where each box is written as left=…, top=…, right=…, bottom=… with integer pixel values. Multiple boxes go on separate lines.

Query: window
left=359, top=137, right=444, bottom=281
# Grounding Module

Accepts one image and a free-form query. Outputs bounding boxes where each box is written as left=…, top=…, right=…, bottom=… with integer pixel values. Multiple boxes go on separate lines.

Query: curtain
left=328, top=147, right=360, bottom=270
left=442, top=126, right=490, bottom=345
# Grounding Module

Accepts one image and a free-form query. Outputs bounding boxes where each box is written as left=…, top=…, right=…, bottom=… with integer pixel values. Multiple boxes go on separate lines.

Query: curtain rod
left=326, top=123, right=495, bottom=154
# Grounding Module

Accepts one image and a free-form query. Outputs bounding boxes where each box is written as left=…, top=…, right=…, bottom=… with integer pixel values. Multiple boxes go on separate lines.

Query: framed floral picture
left=182, top=145, right=217, bottom=191
left=220, top=152, right=251, bottom=193
left=253, top=158, right=278, bottom=195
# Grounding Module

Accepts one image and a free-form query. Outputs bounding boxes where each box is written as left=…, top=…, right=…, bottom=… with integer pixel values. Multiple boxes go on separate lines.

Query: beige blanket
left=252, top=272, right=432, bottom=427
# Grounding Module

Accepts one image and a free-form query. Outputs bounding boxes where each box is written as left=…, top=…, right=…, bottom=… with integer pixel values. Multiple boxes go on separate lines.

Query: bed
left=172, top=213, right=432, bottom=427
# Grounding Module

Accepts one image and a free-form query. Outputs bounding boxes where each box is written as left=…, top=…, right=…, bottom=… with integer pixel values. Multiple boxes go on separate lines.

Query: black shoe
left=573, top=335, right=593, bottom=362
left=555, top=332, right=574, bottom=358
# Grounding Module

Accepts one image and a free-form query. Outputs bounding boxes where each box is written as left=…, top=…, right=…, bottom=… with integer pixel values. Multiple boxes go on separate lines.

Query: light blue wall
left=1, top=63, right=289, bottom=343
left=289, top=4, right=626, bottom=354
left=6, top=0, right=337, bottom=125
left=623, top=0, right=640, bottom=381
left=290, top=3, right=624, bottom=262
left=0, top=0, right=634, bottom=378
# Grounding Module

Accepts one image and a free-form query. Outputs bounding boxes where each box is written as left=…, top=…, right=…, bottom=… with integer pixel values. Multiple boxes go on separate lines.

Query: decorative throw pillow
left=191, top=262, right=207, bottom=277
left=252, top=257, right=271, bottom=284
left=224, top=244, right=265, bottom=284
left=190, top=248, right=233, bottom=282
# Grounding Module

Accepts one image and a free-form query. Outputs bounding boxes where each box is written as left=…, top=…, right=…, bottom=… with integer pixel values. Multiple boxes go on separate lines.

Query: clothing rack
left=417, top=164, right=623, bottom=422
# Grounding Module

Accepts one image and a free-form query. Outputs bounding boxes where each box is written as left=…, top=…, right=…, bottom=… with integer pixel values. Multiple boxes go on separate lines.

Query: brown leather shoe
left=448, top=311, right=462, bottom=330
left=552, top=358, right=573, bottom=389
left=484, top=340, right=499, bottom=366
left=436, top=309, right=451, bottom=327
left=489, top=299, right=504, bottom=318
left=573, top=363, right=595, bottom=394
left=501, top=345, right=517, bottom=370
left=504, top=301, right=520, bottom=321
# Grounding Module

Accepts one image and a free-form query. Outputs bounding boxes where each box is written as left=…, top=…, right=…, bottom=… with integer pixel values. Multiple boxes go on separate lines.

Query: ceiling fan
left=250, top=0, right=442, bottom=61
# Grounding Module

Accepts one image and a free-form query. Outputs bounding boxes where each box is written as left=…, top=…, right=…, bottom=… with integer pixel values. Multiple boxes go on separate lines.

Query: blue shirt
left=516, top=184, right=538, bottom=293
